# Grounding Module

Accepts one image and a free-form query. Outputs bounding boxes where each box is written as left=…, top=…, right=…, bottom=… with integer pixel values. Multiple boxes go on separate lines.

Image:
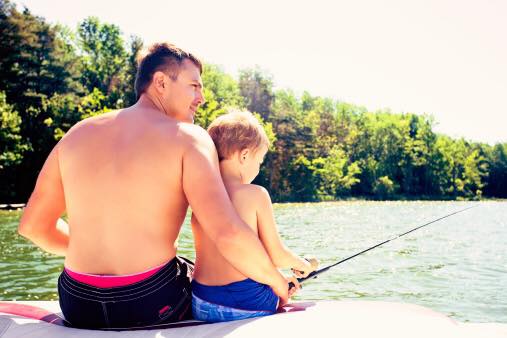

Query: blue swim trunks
left=191, top=278, right=278, bottom=322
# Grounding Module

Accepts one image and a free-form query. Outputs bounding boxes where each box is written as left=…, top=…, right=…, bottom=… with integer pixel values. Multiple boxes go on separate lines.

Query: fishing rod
left=289, top=205, right=477, bottom=289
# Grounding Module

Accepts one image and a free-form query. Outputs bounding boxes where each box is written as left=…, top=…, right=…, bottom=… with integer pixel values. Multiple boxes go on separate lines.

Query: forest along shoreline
left=1, top=0, right=506, bottom=205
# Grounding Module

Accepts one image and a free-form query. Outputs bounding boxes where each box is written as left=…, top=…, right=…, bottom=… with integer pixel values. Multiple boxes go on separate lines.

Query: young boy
left=191, top=111, right=318, bottom=322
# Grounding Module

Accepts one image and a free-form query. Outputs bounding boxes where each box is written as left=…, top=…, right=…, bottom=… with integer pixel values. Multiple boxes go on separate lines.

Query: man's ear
left=152, top=71, right=166, bottom=93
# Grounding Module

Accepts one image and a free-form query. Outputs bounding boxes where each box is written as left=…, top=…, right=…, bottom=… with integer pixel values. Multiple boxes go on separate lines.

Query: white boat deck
left=1, top=300, right=506, bottom=337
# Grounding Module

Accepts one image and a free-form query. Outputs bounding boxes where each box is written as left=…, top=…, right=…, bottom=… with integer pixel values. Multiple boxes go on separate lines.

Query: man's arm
left=181, top=126, right=288, bottom=303
left=18, top=145, right=69, bottom=256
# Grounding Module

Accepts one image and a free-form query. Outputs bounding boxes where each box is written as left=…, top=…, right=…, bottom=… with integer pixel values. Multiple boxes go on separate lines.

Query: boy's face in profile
left=241, top=144, right=269, bottom=184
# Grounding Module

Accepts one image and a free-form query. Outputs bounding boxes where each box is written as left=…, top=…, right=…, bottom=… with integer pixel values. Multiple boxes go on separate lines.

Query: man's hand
left=287, top=275, right=301, bottom=298
left=272, top=274, right=290, bottom=307
left=276, top=274, right=301, bottom=310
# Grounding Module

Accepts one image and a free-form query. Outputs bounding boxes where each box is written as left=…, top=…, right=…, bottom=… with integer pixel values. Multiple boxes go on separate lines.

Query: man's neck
left=136, top=94, right=167, bottom=116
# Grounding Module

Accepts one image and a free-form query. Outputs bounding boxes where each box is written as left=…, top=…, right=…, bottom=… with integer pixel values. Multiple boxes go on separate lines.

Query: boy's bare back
left=192, top=183, right=267, bottom=285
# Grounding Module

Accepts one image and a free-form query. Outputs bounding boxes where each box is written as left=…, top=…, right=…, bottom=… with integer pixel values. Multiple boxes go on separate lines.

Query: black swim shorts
left=57, top=256, right=194, bottom=330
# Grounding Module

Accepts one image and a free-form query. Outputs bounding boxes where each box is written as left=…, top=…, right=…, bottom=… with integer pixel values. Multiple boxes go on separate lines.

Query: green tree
left=195, top=64, right=244, bottom=128
left=399, top=114, right=436, bottom=195
left=0, top=3, right=76, bottom=109
left=0, top=92, right=29, bottom=168
left=372, top=176, right=396, bottom=199
left=349, top=111, right=404, bottom=196
left=78, top=17, right=127, bottom=107
left=238, top=67, right=274, bottom=121
left=262, top=90, right=309, bottom=201
left=0, top=1, right=82, bottom=199
left=312, top=146, right=361, bottom=199
left=0, top=91, right=30, bottom=200
left=41, top=93, right=81, bottom=140
left=459, top=148, right=487, bottom=199
left=484, top=144, right=507, bottom=197
left=120, top=35, right=143, bottom=106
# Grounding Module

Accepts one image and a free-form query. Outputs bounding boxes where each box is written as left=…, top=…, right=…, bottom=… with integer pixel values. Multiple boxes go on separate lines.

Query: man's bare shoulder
left=77, top=110, right=120, bottom=126
left=177, top=123, right=211, bottom=141
left=61, top=110, right=120, bottom=138
left=177, top=122, right=216, bottom=150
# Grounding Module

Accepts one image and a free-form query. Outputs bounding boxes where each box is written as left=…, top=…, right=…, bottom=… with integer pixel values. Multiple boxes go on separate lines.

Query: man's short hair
left=135, top=42, right=203, bottom=99
left=207, top=110, right=270, bottom=161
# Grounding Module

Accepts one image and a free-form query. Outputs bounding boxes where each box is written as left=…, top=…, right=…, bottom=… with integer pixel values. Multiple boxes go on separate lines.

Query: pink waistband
left=64, top=262, right=166, bottom=288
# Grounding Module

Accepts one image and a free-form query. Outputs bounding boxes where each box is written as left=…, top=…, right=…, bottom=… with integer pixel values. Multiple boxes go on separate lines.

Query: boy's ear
left=239, top=148, right=250, bottom=163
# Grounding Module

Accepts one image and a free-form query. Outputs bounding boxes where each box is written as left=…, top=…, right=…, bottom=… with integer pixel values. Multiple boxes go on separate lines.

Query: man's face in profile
left=164, top=59, right=204, bottom=123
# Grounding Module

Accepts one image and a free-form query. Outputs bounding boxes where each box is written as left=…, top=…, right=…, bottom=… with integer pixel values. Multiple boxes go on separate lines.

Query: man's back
left=60, top=107, right=189, bottom=274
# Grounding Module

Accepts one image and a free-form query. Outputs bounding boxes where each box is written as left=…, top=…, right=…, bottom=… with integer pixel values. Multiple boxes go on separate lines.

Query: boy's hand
left=291, top=257, right=319, bottom=278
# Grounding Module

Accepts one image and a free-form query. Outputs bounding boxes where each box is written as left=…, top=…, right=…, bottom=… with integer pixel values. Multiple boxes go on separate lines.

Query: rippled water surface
left=1, top=201, right=506, bottom=323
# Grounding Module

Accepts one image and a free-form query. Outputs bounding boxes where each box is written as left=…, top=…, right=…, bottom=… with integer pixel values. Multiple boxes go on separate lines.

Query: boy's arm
left=181, top=127, right=288, bottom=303
left=18, top=145, right=69, bottom=256
left=255, top=186, right=313, bottom=273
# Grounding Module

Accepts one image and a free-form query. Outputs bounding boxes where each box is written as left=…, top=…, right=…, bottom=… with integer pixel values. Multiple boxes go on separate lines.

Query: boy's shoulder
left=232, top=184, right=271, bottom=206
left=236, top=183, right=267, bottom=194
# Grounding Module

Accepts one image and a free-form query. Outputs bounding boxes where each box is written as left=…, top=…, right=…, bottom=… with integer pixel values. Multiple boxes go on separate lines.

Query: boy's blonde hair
left=207, top=111, right=270, bottom=161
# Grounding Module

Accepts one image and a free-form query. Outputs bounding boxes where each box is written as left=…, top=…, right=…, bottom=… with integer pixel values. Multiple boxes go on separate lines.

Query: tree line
left=1, top=1, right=506, bottom=202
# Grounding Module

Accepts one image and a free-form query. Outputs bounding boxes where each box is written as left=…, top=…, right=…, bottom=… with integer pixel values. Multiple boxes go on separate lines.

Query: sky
left=13, top=0, right=507, bottom=144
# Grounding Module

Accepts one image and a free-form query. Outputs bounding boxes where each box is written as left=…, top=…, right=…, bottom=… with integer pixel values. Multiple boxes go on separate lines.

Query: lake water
left=1, top=201, right=506, bottom=323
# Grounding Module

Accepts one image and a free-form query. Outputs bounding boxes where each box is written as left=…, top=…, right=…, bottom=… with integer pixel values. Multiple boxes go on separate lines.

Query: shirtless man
left=18, top=42, right=288, bottom=329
